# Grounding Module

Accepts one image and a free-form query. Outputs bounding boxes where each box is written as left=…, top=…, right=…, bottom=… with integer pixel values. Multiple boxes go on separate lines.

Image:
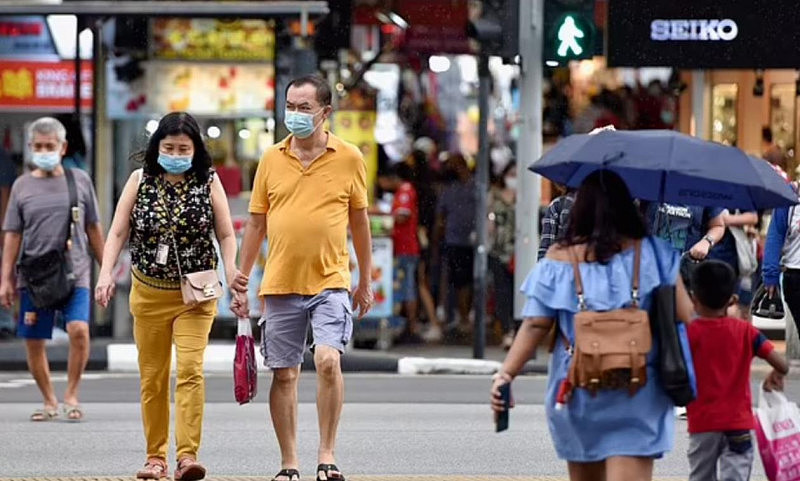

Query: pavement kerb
left=104, top=344, right=547, bottom=375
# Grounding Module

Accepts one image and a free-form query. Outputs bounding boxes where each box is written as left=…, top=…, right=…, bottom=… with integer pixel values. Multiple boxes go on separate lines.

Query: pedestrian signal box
left=544, top=0, right=596, bottom=65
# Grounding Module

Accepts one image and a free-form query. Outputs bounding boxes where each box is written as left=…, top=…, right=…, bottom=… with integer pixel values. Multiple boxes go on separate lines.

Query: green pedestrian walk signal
left=544, top=0, right=596, bottom=65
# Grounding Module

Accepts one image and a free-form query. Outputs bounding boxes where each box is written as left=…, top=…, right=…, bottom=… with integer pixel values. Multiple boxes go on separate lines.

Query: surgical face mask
left=284, top=109, right=322, bottom=139
left=505, top=176, right=517, bottom=190
left=158, top=152, right=193, bottom=174
left=31, top=151, right=61, bottom=172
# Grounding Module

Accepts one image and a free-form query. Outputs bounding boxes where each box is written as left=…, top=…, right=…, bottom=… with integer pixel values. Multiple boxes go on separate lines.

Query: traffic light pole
left=513, top=0, right=543, bottom=321
left=473, top=53, right=491, bottom=360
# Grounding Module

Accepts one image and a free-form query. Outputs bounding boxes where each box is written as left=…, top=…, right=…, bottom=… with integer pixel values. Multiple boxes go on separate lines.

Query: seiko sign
left=650, top=19, right=738, bottom=41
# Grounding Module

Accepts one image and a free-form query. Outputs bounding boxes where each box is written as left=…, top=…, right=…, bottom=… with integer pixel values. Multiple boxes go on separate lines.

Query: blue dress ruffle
left=521, top=236, right=680, bottom=462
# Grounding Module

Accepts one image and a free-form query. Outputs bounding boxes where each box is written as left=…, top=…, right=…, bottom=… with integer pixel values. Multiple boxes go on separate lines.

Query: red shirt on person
left=391, top=181, right=420, bottom=256
left=686, top=317, right=775, bottom=433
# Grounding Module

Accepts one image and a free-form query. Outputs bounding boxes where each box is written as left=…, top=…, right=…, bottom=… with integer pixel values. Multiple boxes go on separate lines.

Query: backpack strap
left=570, top=240, right=643, bottom=310
left=63, top=168, right=78, bottom=251
left=568, top=246, right=587, bottom=311
left=632, top=239, right=642, bottom=307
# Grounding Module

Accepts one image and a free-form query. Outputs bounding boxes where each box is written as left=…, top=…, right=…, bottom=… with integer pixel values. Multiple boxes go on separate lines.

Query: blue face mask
left=31, top=151, right=61, bottom=171
left=158, top=153, right=193, bottom=174
left=284, top=109, right=322, bottom=139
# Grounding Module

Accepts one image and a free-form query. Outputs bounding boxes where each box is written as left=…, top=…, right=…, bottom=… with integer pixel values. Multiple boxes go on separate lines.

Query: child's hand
left=764, top=369, right=786, bottom=392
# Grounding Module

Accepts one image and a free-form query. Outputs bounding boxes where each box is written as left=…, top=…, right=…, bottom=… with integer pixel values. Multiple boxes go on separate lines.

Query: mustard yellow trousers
left=130, top=275, right=217, bottom=461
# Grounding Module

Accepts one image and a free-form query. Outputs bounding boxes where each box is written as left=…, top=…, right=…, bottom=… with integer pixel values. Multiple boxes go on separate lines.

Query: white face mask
left=31, top=151, right=61, bottom=171
left=504, top=176, right=517, bottom=190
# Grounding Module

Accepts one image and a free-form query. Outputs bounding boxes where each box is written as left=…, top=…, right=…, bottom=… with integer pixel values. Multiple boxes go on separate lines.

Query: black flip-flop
left=316, top=464, right=345, bottom=481
left=271, top=468, right=300, bottom=481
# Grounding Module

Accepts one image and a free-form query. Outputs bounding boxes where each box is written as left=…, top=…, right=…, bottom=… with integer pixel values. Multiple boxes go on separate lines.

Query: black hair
left=286, top=75, right=332, bottom=107
left=762, top=126, right=773, bottom=143
left=560, top=170, right=648, bottom=263
left=142, top=112, right=212, bottom=184
left=690, top=260, right=737, bottom=310
left=393, top=162, right=415, bottom=182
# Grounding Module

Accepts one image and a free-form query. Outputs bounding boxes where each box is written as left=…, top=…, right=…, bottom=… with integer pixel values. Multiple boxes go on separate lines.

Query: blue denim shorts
left=394, top=255, right=419, bottom=303
left=259, top=289, right=353, bottom=369
left=16, top=288, right=91, bottom=339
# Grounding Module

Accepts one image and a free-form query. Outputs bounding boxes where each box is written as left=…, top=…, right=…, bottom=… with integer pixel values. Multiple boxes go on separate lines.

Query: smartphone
left=495, top=383, right=510, bottom=432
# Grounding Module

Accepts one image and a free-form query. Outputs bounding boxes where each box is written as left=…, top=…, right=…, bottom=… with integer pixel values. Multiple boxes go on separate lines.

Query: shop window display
left=770, top=83, right=796, bottom=168
left=712, top=83, right=738, bottom=146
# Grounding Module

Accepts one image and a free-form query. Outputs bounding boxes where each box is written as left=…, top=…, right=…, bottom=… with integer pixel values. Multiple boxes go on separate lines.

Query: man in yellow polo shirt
left=232, top=75, right=373, bottom=481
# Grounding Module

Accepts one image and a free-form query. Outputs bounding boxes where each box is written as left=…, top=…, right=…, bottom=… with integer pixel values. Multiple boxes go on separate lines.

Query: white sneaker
left=422, top=325, right=443, bottom=343
left=675, top=406, right=687, bottom=420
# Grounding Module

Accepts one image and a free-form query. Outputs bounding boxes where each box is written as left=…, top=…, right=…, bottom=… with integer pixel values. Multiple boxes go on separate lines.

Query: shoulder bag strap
left=63, top=168, right=78, bottom=251
left=568, top=246, right=587, bottom=310
left=631, top=239, right=642, bottom=307
left=155, top=178, right=184, bottom=279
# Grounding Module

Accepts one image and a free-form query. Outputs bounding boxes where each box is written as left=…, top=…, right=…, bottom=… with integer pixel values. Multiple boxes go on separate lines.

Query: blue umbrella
left=529, top=129, right=797, bottom=209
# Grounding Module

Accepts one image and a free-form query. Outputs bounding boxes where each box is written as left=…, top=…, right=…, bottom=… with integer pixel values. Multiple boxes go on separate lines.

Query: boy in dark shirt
left=687, top=260, right=789, bottom=481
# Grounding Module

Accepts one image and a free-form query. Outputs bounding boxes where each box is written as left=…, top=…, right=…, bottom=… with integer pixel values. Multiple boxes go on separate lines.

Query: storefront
left=0, top=15, right=93, bottom=171
left=607, top=0, right=800, bottom=175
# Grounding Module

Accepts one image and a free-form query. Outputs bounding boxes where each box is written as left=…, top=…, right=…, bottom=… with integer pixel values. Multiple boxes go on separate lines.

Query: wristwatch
left=702, top=234, right=715, bottom=247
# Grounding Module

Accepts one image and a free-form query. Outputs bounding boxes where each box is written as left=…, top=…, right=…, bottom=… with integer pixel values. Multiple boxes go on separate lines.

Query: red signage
left=397, top=0, right=471, bottom=55
left=0, top=61, right=93, bottom=111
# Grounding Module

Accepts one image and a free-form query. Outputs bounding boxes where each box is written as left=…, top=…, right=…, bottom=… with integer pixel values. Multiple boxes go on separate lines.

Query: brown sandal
left=175, top=457, right=207, bottom=481
left=136, top=458, right=168, bottom=479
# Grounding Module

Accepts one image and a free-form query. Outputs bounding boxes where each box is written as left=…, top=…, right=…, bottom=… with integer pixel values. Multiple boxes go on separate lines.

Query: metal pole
left=473, top=53, right=491, bottom=360
left=513, top=0, right=543, bottom=320
left=74, top=17, right=82, bottom=123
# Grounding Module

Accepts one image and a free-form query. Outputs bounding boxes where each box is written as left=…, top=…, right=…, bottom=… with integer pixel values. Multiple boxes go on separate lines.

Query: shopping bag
left=754, top=388, right=800, bottom=481
left=233, top=318, right=258, bottom=405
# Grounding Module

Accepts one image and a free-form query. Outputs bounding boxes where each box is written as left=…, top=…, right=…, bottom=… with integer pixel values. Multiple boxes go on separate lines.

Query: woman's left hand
left=490, top=371, right=514, bottom=413
left=227, top=269, right=249, bottom=293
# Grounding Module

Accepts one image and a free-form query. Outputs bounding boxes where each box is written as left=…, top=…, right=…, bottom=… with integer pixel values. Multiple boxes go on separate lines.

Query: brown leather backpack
left=566, top=240, right=652, bottom=397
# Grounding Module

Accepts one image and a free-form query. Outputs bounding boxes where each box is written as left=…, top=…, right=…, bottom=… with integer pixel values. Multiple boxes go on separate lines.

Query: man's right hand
left=0, top=281, right=14, bottom=308
left=230, top=289, right=249, bottom=319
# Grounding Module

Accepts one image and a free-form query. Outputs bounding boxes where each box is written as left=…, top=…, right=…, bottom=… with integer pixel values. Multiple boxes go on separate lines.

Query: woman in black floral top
left=489, top=163, right=517, bottom=350
left=95, top=112, right=248, bottom=480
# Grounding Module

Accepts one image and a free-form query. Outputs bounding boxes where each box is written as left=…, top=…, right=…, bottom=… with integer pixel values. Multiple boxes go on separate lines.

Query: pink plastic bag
left=233, top=318, right=258, bottom=405
left=755, top=388, right=800, bottom=481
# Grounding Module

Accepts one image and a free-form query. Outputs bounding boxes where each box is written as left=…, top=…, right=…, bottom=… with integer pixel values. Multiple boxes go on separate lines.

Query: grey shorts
left=688, top=430, right=753, bottom=481
left=258, top=289, right=353, bottom=369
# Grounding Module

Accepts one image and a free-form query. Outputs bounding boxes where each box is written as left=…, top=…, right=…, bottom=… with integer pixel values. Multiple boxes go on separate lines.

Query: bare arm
left=676, top=275, right=693, bottom=324
left=239, top=213, right=266, bottom=278
left=0, top=186, right=8, bottom=249
left=491, top=316, right=554, bottom=413
left=86, top=222, right=105, bottom=265
left=689, top=211, right=727, bottom=260
left=767, top=349, right=790, bottom=375
left=0, top=232, right=21, bottom=307
left=500, top=317, right=554, bottom=378
left=97, top=172, right=138, bottom=281
left=94, top=172, right=139, bottom=307
left=349, top=207, right=373, bottom=317
left=705, top=212, right=726, bottom=242
left=724, top=211, right=758, bottom=227
left=209, top=175, right=239, bottom=286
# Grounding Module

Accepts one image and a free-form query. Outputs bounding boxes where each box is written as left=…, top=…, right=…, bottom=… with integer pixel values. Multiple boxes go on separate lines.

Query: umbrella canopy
left=529, top=129, right=797, bottom=210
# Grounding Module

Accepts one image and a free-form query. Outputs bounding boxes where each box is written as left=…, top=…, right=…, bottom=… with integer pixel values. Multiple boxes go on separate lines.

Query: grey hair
left=27, top=117, right=67, bottom=144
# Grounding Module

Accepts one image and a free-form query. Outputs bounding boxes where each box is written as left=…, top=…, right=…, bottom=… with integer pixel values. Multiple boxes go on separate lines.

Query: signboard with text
left=607, top=0, right=800, bottom=68
left=0, top=61, right=92, bottom=111
left=151, top=18, right=275, bottom=61
left=0, top=16, right=58, bottom=60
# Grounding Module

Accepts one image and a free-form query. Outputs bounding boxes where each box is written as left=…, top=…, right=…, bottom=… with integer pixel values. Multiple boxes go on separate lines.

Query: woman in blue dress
left=491, top=170, right=693, bottom=481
